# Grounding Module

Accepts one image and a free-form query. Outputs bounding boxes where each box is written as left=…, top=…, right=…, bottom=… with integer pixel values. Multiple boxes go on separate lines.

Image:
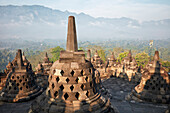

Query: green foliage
left=135, top=52, right=149, bottom=67
left=50, top=46, right=64, bottom=62
left=0, top=49, right=15, bottom=72
left=98, top=49, right=106, bottom=63
left=162, top=61, right=170, bottom=67
left=158, top=47, right=170, bottom=61
left=161, top=61, right=170, bottom=72
left=113, top=47, right=125, bottom=58
left=117, top=51, right=129, bottom=62
left=79, top=47, right=84, bottom=51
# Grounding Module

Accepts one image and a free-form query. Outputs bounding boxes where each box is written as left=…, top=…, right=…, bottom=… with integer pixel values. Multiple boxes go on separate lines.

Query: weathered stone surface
left=29, top=16, right=116, bottom=113
left=0, top=76, right=169, bottom=113
left=66, top=16, right=78, bottom=52
left=0, top=49, right=43, bottom=102
left=102, top=77, right=168, bottom=113
left=128, top=51, right=170, bottom=104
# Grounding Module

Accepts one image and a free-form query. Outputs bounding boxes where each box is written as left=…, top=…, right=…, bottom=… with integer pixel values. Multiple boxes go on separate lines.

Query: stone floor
left=0, top=100, right=32, bottom=113
left=102, top=77, right=169, bottom=113
left=0, top=77, right=169, bottom=113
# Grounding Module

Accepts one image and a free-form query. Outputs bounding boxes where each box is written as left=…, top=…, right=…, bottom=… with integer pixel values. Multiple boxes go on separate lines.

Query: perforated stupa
left=29, top=16, right=116, bottom=113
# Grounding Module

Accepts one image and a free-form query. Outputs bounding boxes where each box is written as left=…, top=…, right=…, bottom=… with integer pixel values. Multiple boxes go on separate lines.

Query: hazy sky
left=0, top=0, right=170, bottom=21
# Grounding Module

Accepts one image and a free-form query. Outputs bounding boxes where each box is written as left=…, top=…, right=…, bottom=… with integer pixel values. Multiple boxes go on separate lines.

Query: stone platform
left=0, top=77, right=169, bottom=113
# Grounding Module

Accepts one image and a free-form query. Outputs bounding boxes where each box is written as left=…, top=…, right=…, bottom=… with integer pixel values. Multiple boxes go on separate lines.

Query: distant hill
left=0, top=5, right=170, bottom=41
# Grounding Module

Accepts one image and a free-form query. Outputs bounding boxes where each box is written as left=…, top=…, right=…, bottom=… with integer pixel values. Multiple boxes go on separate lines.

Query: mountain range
left=0, top=5, right=170, bottom=41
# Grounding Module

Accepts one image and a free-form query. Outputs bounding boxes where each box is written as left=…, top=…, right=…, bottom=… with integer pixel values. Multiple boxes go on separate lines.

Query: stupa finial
left=66, top=16, right=78, bottom=52
left=17, top=49, right=24, bottom=68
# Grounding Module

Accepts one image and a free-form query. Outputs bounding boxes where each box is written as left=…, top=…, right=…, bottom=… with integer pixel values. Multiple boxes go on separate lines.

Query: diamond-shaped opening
left=60, top=85, right=64, bottom=91
left=80, top=70, right=83, bottom=76
left=60, top=70, right=64, bottom=76
left=56, top=77, right=60, bottom=83
left=12, top=76, right=14, bottom=79
left=9, top=86, right=11, bottom=90
left=25, top=78, right=27, bottom=82
left=54, top=91, right=58, bottom=97
left=17, top=76, right=19, bottom=79
left=64, top=93, right=69, bottom=100
left=85, top=77, right=88, bottom=82
left=70, top=70, right=75, bottom=76
left=19, top=79, right=22, bottom=83
left=14, top=87, right=17, bottom=90
left=86, top=91, right=89, bottom=97
left=26, top=85, right=29, bottom=89
left=75, top=77, right=79, bottom=83
left=81, top=84, right=84, bottom=90
left=89, top=68, right=91, bottom=73
left=53, top=69, right=56, bottom=74
left=20, top=87, right=22, bottom=90
left=50, top=75, right=52, bottom=80
left=17, top=83, right=19, bottom=86
left=11, top=82, right=14, bottom=86
left=52, top=83, right=55, bottom=89
left=75, top=92, right=80, bottom=100
left=90, top=82, right=93, bottom=87
left=66, top=78, right=70, bottom=83
left=70, top=85, right=74, bottom=91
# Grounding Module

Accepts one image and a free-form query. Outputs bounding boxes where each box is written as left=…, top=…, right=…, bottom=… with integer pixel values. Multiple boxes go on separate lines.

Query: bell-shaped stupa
left=0, top=49, right=43, bottom=102
left=29, top=16, right=117, bottom=113
left=129, top=51, right=170, bottom=104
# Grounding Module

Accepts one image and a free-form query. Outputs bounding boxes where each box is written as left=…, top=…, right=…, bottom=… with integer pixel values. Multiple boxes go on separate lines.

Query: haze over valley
left=0, top=5, right=170, bottom=41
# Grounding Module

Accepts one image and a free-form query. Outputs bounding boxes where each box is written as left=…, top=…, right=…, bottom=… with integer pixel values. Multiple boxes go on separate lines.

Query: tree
left=117, top=51, right=129, bottom=62
left=161, top=61, right=170, bottom=72
left=98, top=49, right=106, bottom=63
left=50, top=46, right=64, bottom=62
left=135, top=52, right=149, bottom=67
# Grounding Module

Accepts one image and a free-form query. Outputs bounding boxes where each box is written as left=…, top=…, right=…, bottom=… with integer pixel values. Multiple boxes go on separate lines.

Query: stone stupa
left=0, top=49, right=43, bottom=102
left=29, top=16, right=117, bottom=113
left=129, top=51, right=170, bottom=104
left=0, top=72, right=7, bottom=91
left=42, top=52, right=53, bottom=74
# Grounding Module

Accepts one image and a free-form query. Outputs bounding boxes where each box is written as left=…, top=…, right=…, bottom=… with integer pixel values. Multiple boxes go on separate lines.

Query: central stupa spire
left=17, top=49, right=24, bottom=68
left=66, top=16, right=78, bottom=52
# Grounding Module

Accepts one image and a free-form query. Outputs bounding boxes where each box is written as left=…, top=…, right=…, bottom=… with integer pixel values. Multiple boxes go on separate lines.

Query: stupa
left=41, top=52, right=53, bottom=74
left=87, top=49, right=91, bottom=62
left=0, top=72, right=7, bottom=91
left=35, top=62, right=49, bottom=90
left=107, top=52, right=116, bottom=68
left=35, top=52, right=52, bottom=89
left=119, top=50, right=139, bottom=81
left=129, top=51, right=170, bottom=104
left=29, top=16, right=117, bottom=113
left=0, top=49, right=43, bottom=102
left=91, top=50, right=103, bottom=68
left=101, top=52, right=117, bottom=80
